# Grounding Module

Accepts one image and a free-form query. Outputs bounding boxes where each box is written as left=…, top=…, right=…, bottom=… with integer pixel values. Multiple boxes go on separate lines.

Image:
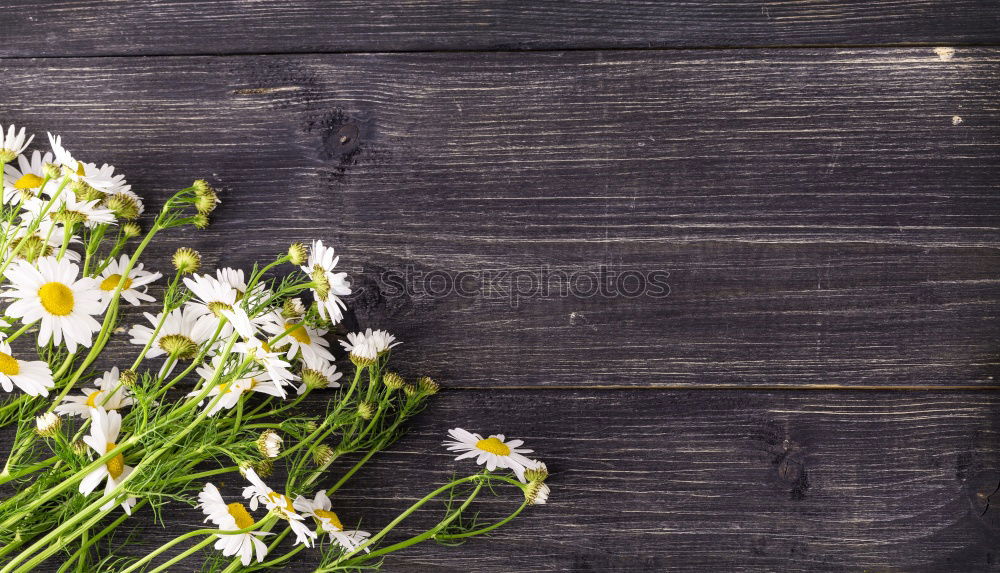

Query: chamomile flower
left=297, top=355, right=342, bottom=395
left=47, top=134, right=119, bottom=192
left=2, top=256, right=103, bottom=352
left=302, top=240, right=351, bottom=324
left=233, top=338, right=299, bottom=388
left=95, top=254, right=161, bottom=307
left=294, top=490, right=371, bottom=552
left=443, top=428, right=538, bottom=483
left=339, top=329, right=399, bottom=365
left=193, top=356, right=287, bottom=415
left=0, top=124, right=33, bottom=162
left=241, top=468, right=317, bottom=548
left=257, top=310, right=334, bottom=364
left=1, top=220, right=81, bottom=262
left=79, top=407, right=137, bottom=514
left=184, top=273, right=255, bottom=339
left=128, top=305, right=220, bottom=360
left=0, top=338, right=54, bottom=396
left=56, top=367, right=134, bottom=418
left=215, top=267, right=268, bottom=305
left=198, top=482, right=271, bottom=566
left=3, top=150, right=53, bottom=204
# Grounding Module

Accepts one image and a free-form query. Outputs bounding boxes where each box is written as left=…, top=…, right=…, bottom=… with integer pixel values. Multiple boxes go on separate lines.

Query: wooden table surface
left=2, top=2, right=1000, bottom=571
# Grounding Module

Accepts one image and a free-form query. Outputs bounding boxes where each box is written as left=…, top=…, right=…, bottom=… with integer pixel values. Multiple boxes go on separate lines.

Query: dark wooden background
left=2, top=2, right=1000, bottom=571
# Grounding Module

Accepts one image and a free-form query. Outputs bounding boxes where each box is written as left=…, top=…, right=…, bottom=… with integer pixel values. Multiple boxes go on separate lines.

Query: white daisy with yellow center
left=296, top=355, right=343, bottom=395
left=198, top=482, right=272, bottom=566
left=0, top=124, right=33, bottom=162
left=293, top=490, right=371, bottom=552
left=2, top=256, right=103, bottom=352
left=193, top=356, right=288, bottom=415
left=55, top=367, right=134, bottom=418
left=339, top=328, right=399, bottom=363
left=95, top=254, right=162, bottom=307
left=257, top=310, right=334, bottom=364
left=233, top=338, right=299, bottom=389
left=0, top=338, right=54, bottom=397
left=301, top=240, right=351, bottom=324
left=3, top=150, right=53, bottom=204
left=183, top=273, right=256, bottom=339
left=241, top=468, right=317, bottom=548
left=128, top=305, right=219, bottom=361
left=443, top=428, right=539, bottom=483
left=79, top=407, right=137, bottom=514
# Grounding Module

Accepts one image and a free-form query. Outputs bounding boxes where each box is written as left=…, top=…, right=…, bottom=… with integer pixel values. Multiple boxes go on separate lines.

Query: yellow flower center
left=313, top=509, right=344, bottom=531
left=99, top=274, right=133, bottom=292
left=285, top=323, right=310, bottom=345
left=75, top=162, right=86, bottom=176
left=38, top=282, right=74, bottom=316
left=85, top=390, right=103, bottom=408
left=0, top=352, right=20, bottom=376
left=267, top=491, right=295, bottom=513
left=14, top=173, right=43, bottom=189
left=105, top=442, right=125, bottom=479
left=476, top=437, right=511, bottom=456
left=227, top=502, right=255, bottom=529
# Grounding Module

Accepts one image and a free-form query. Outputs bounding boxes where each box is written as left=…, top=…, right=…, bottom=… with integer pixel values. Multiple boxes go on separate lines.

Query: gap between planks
left=2, top=41, right=1000, bottom=61
left=444, top=384, right=1000, bottom=391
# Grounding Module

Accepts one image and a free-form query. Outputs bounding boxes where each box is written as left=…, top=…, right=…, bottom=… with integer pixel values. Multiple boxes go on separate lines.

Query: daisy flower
left=95, top=254, right=161, bottom=307
left=215, top=267, right=268, bottom=304
left=79, top=407, right=137, bottom=514
left=198, top=482, right=272, bottom=566
left=0, top=124, right=33, bottom=162
left=0, top=338, right=54, bottom=396
left=297, top=355, right=342, bottom=395
left=339, top=329, right=399, bottom=365
left=302, top=240, right=351, bottom=324
left=55, top=367, right=134, bottom=418
left=46, top=134, right=119, bottom=192
left=3, top=150, right=53, bottom=204
left=257, top=310, right=334, bottom=364
left=2, top=256, right=103, bottom=352
left=184, top=273, right=255, bottom=339
left=242, top=468, right=317, bottom=548
left=128, top=305, right=220, bottom=360
left=443, top=428, right=539, bottom=483
left=1, top=220, right=81, bottom=262
left=193, top=356, right=287, bottom=415
left=294, top=490, right=371, bottom=553
left=233, top=338, right=299, bottom=389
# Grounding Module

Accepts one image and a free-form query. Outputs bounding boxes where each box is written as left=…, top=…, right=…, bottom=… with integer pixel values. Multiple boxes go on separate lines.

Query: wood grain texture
left=1, top=1, right=1000, bottom=57
left=51, top=389, right=1000, bottom=572
left=1, top=49, right=998, bottom=388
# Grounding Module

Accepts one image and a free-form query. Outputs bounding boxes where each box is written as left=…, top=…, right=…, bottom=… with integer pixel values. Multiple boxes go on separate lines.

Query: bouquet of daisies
left=0, top=124, right=550, bottom=572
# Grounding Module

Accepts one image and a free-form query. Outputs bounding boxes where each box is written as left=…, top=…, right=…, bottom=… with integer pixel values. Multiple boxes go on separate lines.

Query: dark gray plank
left=1, top=49, right=998, bottom=387
left=1, top=1, right=999, bottom=57
left=53, top=389, right=1000, bottom=572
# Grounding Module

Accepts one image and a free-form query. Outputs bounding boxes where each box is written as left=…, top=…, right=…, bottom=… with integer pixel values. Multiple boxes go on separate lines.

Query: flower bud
left=288, top=243, right=308, bottom=266
left=303, top=420, right=319, bottom=433
left=418, top=376, right=439, bottom=395
left=71, top=439, right=89, bottom=456
left=192, top=213, right=210, bottom=229
left=252, top=458, right=274, bottom=478
left=311, top=444, right=335, bottom=467
left=357, top=401, right=375, bottom=420
left=255, top=430, right=283, bottom=458
left=194, top=190, right=219, bottom=214
left=35, top=412, right=61, bottom=438
left=104, top=193, right=141, bottom=220
left=172, top=247, right=201, bottom=274
left=382, top=371, right=405, bottom=391
left=122, top=222, right=141, bottom=238
left=402, top=384, right=418, bottom=398
left=192, top=179, right=214, bottom=197
left=119, top=369, right=138, bottom=388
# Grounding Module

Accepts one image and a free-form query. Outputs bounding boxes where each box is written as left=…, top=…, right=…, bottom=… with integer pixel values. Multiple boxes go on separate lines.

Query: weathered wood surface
left=1, top=1, right=1000, bottom=56
left=111, top=390, right=1000, bottom=572
left=1, top=49, right=998, bottom=387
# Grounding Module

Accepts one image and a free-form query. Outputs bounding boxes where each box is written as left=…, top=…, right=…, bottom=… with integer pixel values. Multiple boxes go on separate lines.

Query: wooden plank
left=1, top=2, right=999, bottom=57
left=63, top=389, right=1000, bottom=572
left=1, top=49, right=998, bottom=387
